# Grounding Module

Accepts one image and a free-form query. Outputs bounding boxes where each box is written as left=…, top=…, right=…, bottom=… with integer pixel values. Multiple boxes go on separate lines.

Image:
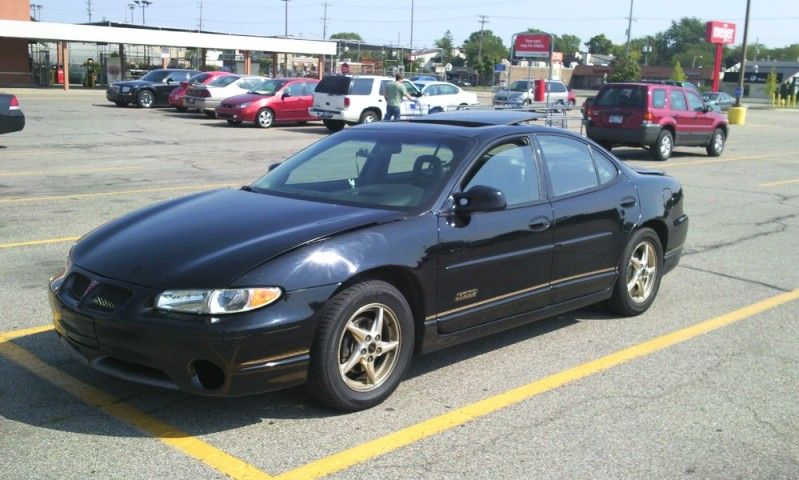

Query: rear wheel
left=359, top=110, right=379, bottom=123
left=323, top=119, right=345, bottom=132
left=136, top=90, right=154, bottom=108
left=255, top=108, right=274, bottom=128
left=607, top=228, right=663, bottom=316
left=706, top=128, right=725, bottom=156
left=651, top=130, right=673, bottom=161
left=306, top=281, right=414, bottom=411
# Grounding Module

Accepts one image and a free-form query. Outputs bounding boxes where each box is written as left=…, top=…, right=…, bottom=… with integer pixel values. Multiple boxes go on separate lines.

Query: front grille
left=89, top=285, right=133, bottom=312
left=64, top=273, right=92, bottom=301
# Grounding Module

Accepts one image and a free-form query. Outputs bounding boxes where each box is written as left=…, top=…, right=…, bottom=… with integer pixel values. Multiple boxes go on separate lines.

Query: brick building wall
left=0, top=0, right=33, bottom=86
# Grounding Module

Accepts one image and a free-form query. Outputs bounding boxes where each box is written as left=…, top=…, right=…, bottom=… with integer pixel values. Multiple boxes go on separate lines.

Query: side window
left=379, top=80, right=390, bottom=96
left=303, top=82, right=317, bottom=95
left=463, top=139, right=539, bottom=207
left=538, top=135, right=599, bottom=197
left=350, top=78, right=373, bottom=95
left=652, top=89, right=666, bottom=108
left=590, top=147, right=619, bottom=184
left=670, top=90, right=688, bottom=111
left=167, top=72, right=186, bottom=83
left=686, top=91, right=704, bottom=111
left=402, top=80, right=420, bottom=95
left=441, top=84, right=458, bottom=95
left=550, top=82, right=567, bottom=93
left=285, top=83, right=304, bottom=96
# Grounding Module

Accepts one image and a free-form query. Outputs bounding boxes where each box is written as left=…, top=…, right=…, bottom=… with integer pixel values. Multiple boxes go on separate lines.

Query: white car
left=413, top=81, right=480, bottom=112
left=184, top=75, right=268, bottom=117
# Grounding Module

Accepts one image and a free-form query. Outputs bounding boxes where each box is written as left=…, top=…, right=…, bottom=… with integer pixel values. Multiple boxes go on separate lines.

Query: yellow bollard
left=792, top=95, right=797, bottom=108
left=728, top=106, right=747, bottom=125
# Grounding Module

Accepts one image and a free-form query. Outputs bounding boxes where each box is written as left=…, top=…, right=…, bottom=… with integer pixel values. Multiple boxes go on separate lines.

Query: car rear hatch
left=312, top=75, right=351, bottom=112
left=591, top=85, right=648, bottom=130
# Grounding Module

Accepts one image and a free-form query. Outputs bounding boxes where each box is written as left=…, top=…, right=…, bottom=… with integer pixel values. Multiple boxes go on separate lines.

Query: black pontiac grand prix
left=50, top=111, right=688, bottom=411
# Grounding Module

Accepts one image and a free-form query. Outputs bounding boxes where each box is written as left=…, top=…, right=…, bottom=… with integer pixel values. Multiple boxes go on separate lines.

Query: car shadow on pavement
left=612, top=148, right=703, bottom=162
left=1, top=305, right=615, bottom=438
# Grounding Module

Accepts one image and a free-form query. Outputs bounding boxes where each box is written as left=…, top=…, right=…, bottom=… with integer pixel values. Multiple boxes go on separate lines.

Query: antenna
left=86, top=0, right=93, bottom=22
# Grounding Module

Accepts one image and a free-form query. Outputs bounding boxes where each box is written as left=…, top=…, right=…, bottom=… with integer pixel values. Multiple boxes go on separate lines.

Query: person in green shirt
left=384, top=73, right=413, bottom=121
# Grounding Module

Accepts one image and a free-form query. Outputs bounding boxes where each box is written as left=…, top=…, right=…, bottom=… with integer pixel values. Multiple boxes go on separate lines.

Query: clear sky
left=32, top=0, right=798, bottom=49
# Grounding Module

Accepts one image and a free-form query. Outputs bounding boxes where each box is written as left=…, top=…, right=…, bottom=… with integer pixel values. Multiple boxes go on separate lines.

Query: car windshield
left=595, top=86, right=647, bottom=107
left=509, top=81, right=531, bottom=91
left=209, top=75, right=239, bottom=87
left=251, top=130, right=475, bottom=211
left=140, top=70, right=170, bottom=82
left=189, top=73, right=212, bottom=84
left=250, top=79, right=287, bottom=94
left=702, top=92, right=720, bottom=101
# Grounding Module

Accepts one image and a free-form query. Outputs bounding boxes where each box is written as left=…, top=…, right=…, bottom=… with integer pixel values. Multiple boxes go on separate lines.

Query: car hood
left=72, top=189, right=405, bottom=289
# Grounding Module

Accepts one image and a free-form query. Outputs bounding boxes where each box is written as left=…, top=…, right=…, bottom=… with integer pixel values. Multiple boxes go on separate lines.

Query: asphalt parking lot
left=1, top=88, right=797, bottom=479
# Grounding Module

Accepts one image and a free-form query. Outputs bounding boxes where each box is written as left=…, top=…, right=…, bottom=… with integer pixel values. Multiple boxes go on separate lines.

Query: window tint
left=591, top=148, right=618, bottom=184
left=167, top=71, right=188, bottom=82
left=595, top=86, right=646, bottom=108
left=686, top=91, right=704, bottom=111
left=538, top=135, right=599, bottom=196
left=670, top=90, right=687, bottom=110
left=190, top=73, right=211, bottom=84
left=210, top=75, right=239, bottom=87
left=652, top=89, right=666, bottom=108
left=549, top=82, right=567, bottom=93
left=349, top=78, right=373, bottom=95
left=440, top=84, right=459, bottom=95
left=303, top=82, right=317, bottom=95
left=464, top=140, right=539, bottom=207
left=284, top=82, right=304, bottom=96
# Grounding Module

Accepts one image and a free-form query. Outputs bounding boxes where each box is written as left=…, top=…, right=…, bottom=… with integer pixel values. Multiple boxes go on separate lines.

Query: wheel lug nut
left=368, top=356, right=373, bottom=362
left=361, top=348, right=367, bottom=354
left=375, top=335, right=380, bottom=341
left=366, top=335, right=371, bottom=341
left=377, top=348, right=382, bottom=353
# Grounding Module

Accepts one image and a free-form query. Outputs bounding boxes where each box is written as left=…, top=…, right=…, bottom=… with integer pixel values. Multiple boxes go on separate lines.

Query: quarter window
left=538, top=135, right=600, bottom=196
left=463, top=140, right=539, bottom=207
left=670, top=90, right=688, bottom=110
left=652, top=89, right=666, bottom=108
left=591, top=148, right=619, bottom=184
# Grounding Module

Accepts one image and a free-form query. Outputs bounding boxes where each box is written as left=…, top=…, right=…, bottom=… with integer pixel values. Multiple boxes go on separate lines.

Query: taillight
left=344, top=96, right=350, bottom=107
left=199, top=89, right=211, bottom=98
left=642, top=109, right=654, bottom=123
left=9, top=95, right=20, bottom=110
left=588, top=108, right=598, bottom=118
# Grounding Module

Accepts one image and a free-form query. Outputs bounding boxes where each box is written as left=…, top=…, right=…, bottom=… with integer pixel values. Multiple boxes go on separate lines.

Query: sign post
left=705, top=21, right=736, bottom=92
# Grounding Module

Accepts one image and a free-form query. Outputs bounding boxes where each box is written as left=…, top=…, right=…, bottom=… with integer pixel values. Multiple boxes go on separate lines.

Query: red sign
left=340, top=62, right=350, bottom=74
left=706, top=21, right=736, bottom=45
left=513, top=34, right=551, bottom=58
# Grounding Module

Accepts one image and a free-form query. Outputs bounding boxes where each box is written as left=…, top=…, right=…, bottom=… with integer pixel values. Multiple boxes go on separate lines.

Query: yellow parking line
left=0, top=236, right=80, bottom=250
left=0, top=328, right=274, bottom=480
left=759, top=178, right=799, bottom=188
left=0, top=324, right=55, bottom=340
left=0, top=166, right=141, bottom=177
left=276, top=288, right=799, bottom=480
left=0, top=183, right=233, bottom=204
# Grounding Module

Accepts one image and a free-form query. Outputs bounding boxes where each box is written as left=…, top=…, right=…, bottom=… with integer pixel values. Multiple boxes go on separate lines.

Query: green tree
left=329, top=32, right=363, bottom=41
left=435, top=30, right=455, bottom=63
left=651, top=17, right=705, bottom=65
left=671, top=61, right=686, bottom=81
left=585, top=34, right=614, bottom=54
left=609, top=54, right=641, bottom=82
left=462, top=29, right=507, bottom=85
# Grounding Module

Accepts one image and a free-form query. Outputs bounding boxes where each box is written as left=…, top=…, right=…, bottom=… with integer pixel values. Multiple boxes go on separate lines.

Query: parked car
left=0, top=93, right=24, bottom=135
left=309, top=75, right=425, bottom=132
left=106, top=69, right=200, bottom=108
left=492, top=80, right=575, bottom=106
left=412, top=81, right=480, bottom=112
left=184, top=75, right=267, bottom=118
left=169, top=71, right=233, bottom=112
left=701, top=91, right=735, bottom=112
left=641, top=80, right=701, bottom=95
left=586, top=82, right=729, bottom=160
left=50, top=110, right=688, bottom=412
left=410, top=75, right=437, bottom=82
left=214, top=78, right=319, bottom=128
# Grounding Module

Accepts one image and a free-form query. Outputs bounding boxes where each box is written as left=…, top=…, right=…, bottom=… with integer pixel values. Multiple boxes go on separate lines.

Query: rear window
left=190, top=73, right=212, bottom=84
left=209, top=75, right=239, bottom=87
left=595, top=86, right=647, bottom=108
left=315, top=75, right=351, bottom=94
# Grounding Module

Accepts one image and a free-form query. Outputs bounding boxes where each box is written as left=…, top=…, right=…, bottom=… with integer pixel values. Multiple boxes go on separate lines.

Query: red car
left=215, top=78, right=319, bottom=128
left=169, top=71, right=233, bottom=111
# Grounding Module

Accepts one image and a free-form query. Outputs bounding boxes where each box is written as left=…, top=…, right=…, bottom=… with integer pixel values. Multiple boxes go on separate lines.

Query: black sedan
left=0, top=93, right=24, bottom=134
left=106, top=69, right=199, bottom=108
left=49, top=111, right=688, bottom=411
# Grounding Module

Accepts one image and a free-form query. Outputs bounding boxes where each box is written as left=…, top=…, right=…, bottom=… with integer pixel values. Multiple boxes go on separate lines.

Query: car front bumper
left=586, top=123, right=662, bottom=147
left=49, top=266, right=338, bottom=397
left=215, top=105, right=258, bottom=122
left=106, top=89, right=136, bottom=104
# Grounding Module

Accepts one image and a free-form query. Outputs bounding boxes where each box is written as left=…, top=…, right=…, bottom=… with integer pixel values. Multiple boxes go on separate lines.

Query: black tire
left=204, top=111, right=216, bottom=119
left=136, top=90, right=155, bottom=108
left=359, top=110, right=379, bottom=123
left=226, top=119, right=242, bottom=126
left=323, top=119, right=345, bottom=132
left=255, top=108, right=274, bottom=128
left=305, top=280, right=415, bottom=412
left=607, top=228, right=663, bottom=316
left=599, top=141, right=613, bottom=151
left=114, top=101, right=128, bottom=107
left=297, top=121, right=308, bottom=126
left=176, top=106, right=188, bottom=112
left=706, top=128, right=725, bottom=156
left=651, top=129, right=673, bottom=161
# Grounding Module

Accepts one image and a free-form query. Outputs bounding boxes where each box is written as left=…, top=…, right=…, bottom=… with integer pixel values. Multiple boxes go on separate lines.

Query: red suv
left=215, top=78, right=318, bottom=128
left=586, top=82, right=728, bottom=160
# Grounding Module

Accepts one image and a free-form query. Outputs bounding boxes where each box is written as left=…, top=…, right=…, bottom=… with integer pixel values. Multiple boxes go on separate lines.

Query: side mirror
left=268, top=162, right=282, bottom=172
left=282, top=91, right=291, bottom=98
left=452, top=185, right=507, bottom=215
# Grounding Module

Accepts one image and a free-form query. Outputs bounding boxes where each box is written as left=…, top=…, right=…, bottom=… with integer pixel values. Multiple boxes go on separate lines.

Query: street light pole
left=735, top=0, right=752, bottom=107
left=282, top=0, right=290, bottom=36
left=134, top=0, right=151, bottom=25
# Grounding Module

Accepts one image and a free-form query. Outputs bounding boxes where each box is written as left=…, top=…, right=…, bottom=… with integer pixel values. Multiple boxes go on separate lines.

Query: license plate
left=609, top=114, right=623, bottom=124
left=317, top=111, right=333, bottom=118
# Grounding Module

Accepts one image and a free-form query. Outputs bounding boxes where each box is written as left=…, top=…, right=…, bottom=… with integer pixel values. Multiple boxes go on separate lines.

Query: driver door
left=435, top=136, right=553, bottom=334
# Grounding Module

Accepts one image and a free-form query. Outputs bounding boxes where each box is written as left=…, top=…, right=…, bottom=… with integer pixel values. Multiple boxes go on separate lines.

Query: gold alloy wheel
left=337, top=303, right=401, bottom=392
left=627, top=241, right=658, bottom=303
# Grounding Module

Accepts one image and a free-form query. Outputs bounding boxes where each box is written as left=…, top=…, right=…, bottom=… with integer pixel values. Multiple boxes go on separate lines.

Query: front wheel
left=323, top=119, right=345, bottom=132
left=306, top=280, right=414, bottom=411
left=706, top=128, right=725, bottom=156
left=255, top=108, right=274, bottom=128
left=136, top=90, right=155, bottom=108
left=651, top=130, right=673, bottom=161
left=607, top=228, right=663, bottom=316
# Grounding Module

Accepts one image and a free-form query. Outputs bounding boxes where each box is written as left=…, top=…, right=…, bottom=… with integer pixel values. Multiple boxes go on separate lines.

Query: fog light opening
left=191, top=360, right=226, bottom=391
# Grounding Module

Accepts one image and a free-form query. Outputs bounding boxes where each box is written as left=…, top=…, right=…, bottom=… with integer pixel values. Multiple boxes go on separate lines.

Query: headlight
left=239, top=102, right=251, bottom=108
left=155, top=287, right=282, bottom=314
left=121, top=86, right=130, bottom=92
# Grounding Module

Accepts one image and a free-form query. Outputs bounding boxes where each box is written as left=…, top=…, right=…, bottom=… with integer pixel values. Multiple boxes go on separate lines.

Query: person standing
left=384, top=73, right=413, bottom=121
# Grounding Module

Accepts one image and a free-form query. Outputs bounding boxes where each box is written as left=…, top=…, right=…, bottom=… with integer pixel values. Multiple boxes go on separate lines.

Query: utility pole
left=128, top=3, right=135, bottom=23
left=282, top=0, right=290, bottom=36
left=477, top=15, right=489, bottom=61
left=134, top=0, right=152, bottom=25
left=321, top=2, right=330, bottom=39
left=735, top=0, right=752, bottom=107
left=410, top=0, right=414, bottom=70
left=624, top=0, right=634, bottom=56
left=198, top=0, right=203, bottom=31
left=86, top=0, right=93, bottom=22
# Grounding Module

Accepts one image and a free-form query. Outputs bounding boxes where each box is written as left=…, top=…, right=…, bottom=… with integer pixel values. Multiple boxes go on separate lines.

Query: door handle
left=620, top=196, right=637, bottom=208
left=528, top=217, right=551, bottom=232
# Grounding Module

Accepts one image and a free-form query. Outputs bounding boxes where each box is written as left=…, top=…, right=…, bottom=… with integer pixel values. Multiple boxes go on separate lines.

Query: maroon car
left=215, top=78, right=319, bottom=128
left=169, top=71, right=233, bottom=111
